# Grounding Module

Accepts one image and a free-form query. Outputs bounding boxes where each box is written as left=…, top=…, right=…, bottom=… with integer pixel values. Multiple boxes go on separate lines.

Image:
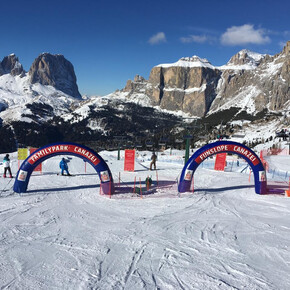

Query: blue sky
left=1, top=0, right=289, bottom=96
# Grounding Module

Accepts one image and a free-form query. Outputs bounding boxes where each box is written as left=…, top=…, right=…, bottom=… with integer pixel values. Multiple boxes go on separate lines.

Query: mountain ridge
left=121, top=41, right=289, bottom=117
left=0, top=43, right=289, bottom=153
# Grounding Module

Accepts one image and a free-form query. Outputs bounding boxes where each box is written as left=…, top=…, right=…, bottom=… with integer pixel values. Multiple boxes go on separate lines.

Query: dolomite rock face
left=210, top=42, right=290, bottom=113
left=29, top=53, right=81, bottom=98
left=123, top=74, right=148, bottom=95
left=0, top=54, right=25, bottom=76
left=145, top=56, right=221, bottom=117
left=124, top=42, right=290, bottom=117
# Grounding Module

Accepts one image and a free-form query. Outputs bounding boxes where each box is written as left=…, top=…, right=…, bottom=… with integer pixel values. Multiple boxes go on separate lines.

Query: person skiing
left=3, top=154, right=13, bottom=178
left=150, top=152, right=157, bottom=170
left=59, top=158, right=71, bottom=176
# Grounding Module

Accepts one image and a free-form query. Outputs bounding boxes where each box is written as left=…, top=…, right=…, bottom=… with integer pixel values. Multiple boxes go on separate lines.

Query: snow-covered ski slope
left=0, top=150, right=290, bottom=289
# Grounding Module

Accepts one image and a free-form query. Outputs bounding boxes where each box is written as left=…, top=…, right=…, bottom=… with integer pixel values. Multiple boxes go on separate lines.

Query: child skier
left=59, top=158, right=71, bottom=176
left=3, top=154, right=13, bottom=178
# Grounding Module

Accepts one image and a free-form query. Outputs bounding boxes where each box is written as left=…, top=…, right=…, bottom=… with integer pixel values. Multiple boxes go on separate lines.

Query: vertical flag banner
left=18, top=148, right=28, bottom=160
left=29, top=148, right=42, bottom=172
left=18, top=148, right=28, bottom=168
left=214, top=153, right=227, bottom=171
left=124, top=149, right=135, bottom=171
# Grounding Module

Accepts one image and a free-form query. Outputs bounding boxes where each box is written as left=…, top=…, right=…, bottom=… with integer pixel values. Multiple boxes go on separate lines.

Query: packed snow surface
left=0, top=150, right=290, bottom=289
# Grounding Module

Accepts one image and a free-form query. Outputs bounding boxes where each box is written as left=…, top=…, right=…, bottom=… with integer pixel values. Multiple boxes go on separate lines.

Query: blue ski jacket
left=59, top=159, right=68, bottom=170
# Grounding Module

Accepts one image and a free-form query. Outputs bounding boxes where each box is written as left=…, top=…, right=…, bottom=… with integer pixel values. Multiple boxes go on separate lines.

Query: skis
left=57, top=173, right=75, bottom=177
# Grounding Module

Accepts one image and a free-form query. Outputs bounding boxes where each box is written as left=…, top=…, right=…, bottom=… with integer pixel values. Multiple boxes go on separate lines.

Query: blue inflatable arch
left=178, top=141, right=267, bottom=194
left=13, top=142, right=114, bottom=195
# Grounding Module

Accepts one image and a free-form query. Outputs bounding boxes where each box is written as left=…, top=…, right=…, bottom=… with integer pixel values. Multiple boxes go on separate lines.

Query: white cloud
left=148, top=32, right=166, bottom=45
left=180, top=35, right=208, bottom=43
left=221, top=24, right=270, bottom=46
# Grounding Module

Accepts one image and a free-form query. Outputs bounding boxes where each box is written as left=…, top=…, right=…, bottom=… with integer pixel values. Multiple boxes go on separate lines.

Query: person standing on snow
left=59, top=158, right=71, bottom=176
left=150, top=152, right=157, bottom=170
left=3, top=154, right=13, bottom=178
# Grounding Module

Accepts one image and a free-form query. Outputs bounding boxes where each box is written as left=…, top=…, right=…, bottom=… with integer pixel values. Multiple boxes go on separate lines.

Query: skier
left=3, top=154, right=13, bottom=178
left=150, top=152, right=157, bottom=170
left=59, top=158, right=71, bottom=176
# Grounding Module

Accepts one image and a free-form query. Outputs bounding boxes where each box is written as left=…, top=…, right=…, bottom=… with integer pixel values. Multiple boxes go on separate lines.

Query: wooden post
left=156, top=170, right=159, bottom=186
left=133, top=176, right=136, bottom=193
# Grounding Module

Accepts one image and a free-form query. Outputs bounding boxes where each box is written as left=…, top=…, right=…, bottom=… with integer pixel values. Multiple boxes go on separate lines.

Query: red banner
left=195, top=144, right=259, bottom=166
left=124, top=149, right=135, bottom=171
left=27, top=145, right=100, bottom=166
left=214, top=153, right=227, bottom=171
left=29, top=148, right=42, bottom=172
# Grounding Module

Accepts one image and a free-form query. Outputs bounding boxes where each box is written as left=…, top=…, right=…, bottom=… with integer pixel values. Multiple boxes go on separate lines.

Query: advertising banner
left=124, top=149, right=135, bottom=171
left=195, top=144, right=259, bottom=166
left=214, top=153, right=227, bottom=171
left=27, top=144, right=100, bottom=166
left=18, top=148, right=28, bottom=160
left=29, top=148, right=42, bottom=172
left=184, top=169, right=193, bottom=181
left=18, top=170, right=28, bottom=181
left=100, top=170, right=110, bottom=182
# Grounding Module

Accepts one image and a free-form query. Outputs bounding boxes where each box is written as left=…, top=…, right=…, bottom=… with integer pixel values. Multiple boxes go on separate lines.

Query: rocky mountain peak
left=227, top=49, right=266, bottom=67
left=134, top=74, right=146, bottom=82
left=0, top=54, right=25, bottom=76
left=29, top=53, right=81, bottom=99
left=123, top=74, right=147, bottom=94
left=227, top=49, right=265, bottom=67
left=282, top=41, right=290, bottom=55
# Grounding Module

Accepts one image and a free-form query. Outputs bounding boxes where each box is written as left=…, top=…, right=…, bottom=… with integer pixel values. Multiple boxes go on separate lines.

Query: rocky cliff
left=0, top=54, right=25, bottom=76
left=123, top=74, right=148, bottom=95
left=123, top=41, right=290, bottom=117
left=29, top=53, right=81, bottom=99
left=210, top=42, right=290, bottom=113
left=145, top=56, right=221, bottom=117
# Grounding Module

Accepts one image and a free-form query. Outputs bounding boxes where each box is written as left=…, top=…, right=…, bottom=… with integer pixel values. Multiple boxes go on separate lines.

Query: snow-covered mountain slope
left=0, top=73, right=79, bottom=123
